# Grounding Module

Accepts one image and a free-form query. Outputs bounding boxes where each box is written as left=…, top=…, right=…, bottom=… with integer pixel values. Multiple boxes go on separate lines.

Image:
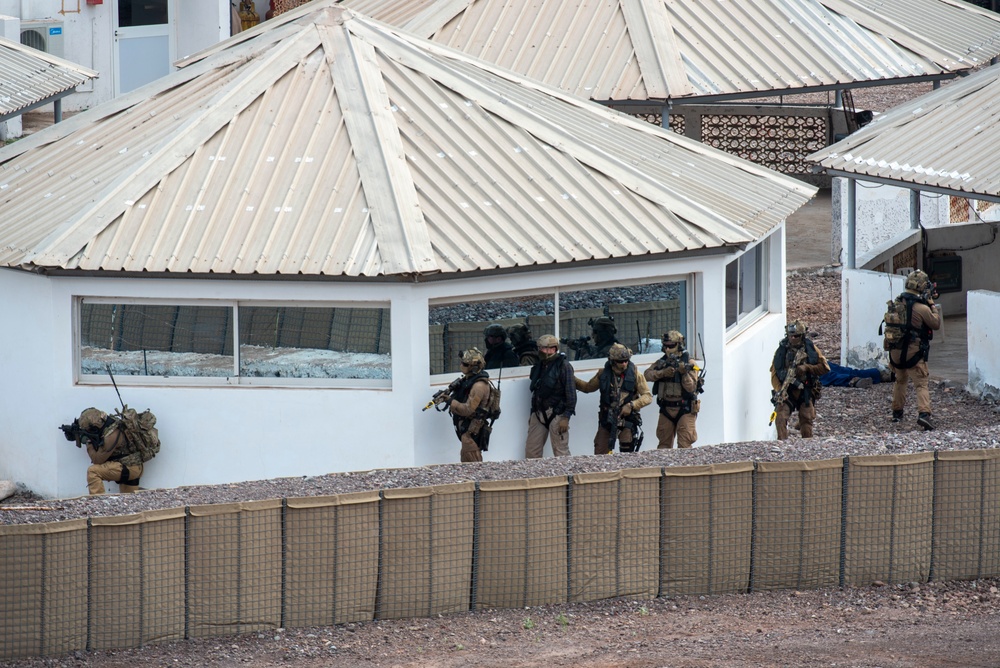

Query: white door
left=113, top=0, right=173, bottom=95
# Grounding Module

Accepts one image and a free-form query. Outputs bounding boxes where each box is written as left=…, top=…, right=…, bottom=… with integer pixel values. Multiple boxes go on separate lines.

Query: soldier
left=589, top=316, right=620, bottom=360
left=65, top=407, right=144, bottom=494
left=525, top=334, right=577, bottom=458
left=769, top=321, right=830, bottom=440
left=507, top=323, right=540, bottom=366
left=483, top=323, right=519, bottom=370
left=444, top=348, right=494, bottom=462
left=576, top=344, right=652, bottom=454
left=643, top=330, right=702, bottom=449
left=889, top=270, right=941, bottom=430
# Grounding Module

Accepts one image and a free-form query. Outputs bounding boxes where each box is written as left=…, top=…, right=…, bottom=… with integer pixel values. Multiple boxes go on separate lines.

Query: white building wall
left=967, top=290, right=1000, bottom=401
left=841, top=269, right=906, bottom=368
left=0, top=244, right=788, bottom=498
left=924, top=222, right=1000, bottom=316
left=0, top=0, right=228, bottom=111
left=831, top=178, right=947, bottom=265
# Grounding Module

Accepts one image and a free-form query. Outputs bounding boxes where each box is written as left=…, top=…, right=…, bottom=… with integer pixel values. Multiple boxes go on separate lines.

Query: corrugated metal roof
left=319, top=0, right=1000, bottom=102
left=0, top=5, right=814, bottom=278
left=0, top=36, right=98, bottom=119
left=808, top=63, right=1000, bottom=198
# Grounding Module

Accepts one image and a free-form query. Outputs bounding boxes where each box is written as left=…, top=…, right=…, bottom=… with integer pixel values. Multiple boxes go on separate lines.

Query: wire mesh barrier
left=2, top=451, right=1000, bottom=659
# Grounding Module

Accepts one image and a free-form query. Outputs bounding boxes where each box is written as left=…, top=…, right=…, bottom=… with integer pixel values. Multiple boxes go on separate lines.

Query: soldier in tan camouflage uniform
left=73, top=408, right=144, bottom=494
left=769, top=321, right=830, bottom=440
left=643, top=331, right=701, bottom=449
left=445, top=348, right=493, bottom=462
left=576, top=344, right=652, bottom=454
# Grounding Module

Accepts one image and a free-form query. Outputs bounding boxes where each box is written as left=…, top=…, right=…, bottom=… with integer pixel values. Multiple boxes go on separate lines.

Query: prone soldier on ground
left=525, top=334, right=577, bottom=458
left=575, top=343, right=652, bottom=454
left=769, top=321, right=830, bottom=440
left=882, top=269, right=941, bottom=430
left=643, top=330, right=703, bottom=449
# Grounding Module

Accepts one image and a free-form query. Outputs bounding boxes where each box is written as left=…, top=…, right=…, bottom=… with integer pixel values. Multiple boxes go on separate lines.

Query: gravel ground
left=4, top=271, right=998, bottom=525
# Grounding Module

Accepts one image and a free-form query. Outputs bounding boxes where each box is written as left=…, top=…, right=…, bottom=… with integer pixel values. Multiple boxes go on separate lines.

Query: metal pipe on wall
left=846, top=178, right=856, bottom=269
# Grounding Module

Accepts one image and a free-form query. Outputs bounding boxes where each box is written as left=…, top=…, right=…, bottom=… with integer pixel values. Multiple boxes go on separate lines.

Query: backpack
left=479, top=381, right=502, bottom=422
left=114, top=406, right=160, bottom=462
left=881, top=297, right=910, bottom=351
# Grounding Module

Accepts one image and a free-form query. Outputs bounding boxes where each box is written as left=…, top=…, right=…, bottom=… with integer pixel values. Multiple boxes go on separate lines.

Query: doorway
left=114, top=0, right=172, bottom=95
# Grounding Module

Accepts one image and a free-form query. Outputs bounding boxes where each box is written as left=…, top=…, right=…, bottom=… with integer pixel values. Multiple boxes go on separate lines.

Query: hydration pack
left=881, top=297, right=910, bottom=351
left=114, top=407, right=160, bottom=463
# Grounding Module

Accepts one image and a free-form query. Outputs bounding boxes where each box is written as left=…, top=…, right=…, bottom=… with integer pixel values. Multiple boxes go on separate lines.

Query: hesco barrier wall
left=2, top=451, right=999, bottom=659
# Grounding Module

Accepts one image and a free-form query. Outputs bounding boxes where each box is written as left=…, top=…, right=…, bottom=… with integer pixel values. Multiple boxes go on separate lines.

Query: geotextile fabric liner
left=186, top=500, right=283, bottom=638
left=569, top=469, right=660, bottom=602
left=284, top=492, right=379, bottom=627
left=844, top=454, right=935, bottom=586
left=5, top=452, right=1000, bottom=660
left=753, top=459, right=842, bottom=591
left=474, top=477, right=568, bottom=609
left=661, top=462, right=753, bottom=596
left=931, top=450, right=1000, bottom=581
left=377, top=483, right=475, bottom=620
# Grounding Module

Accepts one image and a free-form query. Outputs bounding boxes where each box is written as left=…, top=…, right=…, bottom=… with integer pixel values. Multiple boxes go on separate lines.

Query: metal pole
left=910, top=188, right=921, bottom=230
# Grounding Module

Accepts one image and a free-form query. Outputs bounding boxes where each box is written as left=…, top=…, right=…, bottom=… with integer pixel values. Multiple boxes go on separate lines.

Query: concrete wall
left=967, top=290, right=1000, bottom=401
left=832, top=179, right=947, bottom=265
left=841, top=269, right=906, bottom=368
left=925, top=222, right=1000, bottom=316
left=0, top=0, right=228, bottom=110
left=0, top=233, right=792, bottom=498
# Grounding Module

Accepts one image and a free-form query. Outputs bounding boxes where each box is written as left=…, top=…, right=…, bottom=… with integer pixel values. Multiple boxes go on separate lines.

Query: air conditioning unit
left=20, top=20, right=65, bottom=59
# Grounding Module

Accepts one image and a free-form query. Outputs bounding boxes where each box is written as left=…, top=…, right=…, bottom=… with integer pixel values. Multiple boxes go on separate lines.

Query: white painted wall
left=924, top=222, right=1000, bottom=316
left=967, top=290, right=1000, bottom=401
left=831, top=178, right=946, bottom=265
left=841, top=269, right=906, bottom=368
left=0, top=240, right=789, bottom=498
left=0, top=0, right=228, bottom=110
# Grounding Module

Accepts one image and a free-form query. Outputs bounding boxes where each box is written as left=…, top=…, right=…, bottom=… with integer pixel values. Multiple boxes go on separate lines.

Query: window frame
left=725, top=238, right=770, bottom=338
left=75, top=297, right=393, bottom=389
left=428, top=274, right=694, bottom=382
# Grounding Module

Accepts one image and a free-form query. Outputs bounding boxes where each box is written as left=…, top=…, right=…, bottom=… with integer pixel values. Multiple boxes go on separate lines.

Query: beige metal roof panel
left=0, top=6, right=814, bottom=278
left=331, top=0, right=1000, bottom=102
left=809, top=63, right=1000, bottom=198
left=0, top=36, right=98, bottom=117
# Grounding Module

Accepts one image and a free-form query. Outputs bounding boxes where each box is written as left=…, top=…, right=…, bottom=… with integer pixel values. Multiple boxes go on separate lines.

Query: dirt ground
left=7, top=579, right=1000, bottom=668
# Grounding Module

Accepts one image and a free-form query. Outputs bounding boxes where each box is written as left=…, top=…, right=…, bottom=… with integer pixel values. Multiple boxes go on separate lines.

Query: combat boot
left=917, top=412, right=935, bottom=431
left=891, top=409, right=903, bottom=423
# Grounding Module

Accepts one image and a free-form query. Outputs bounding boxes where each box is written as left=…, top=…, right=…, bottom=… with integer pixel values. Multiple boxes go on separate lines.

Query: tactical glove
left=620, top=402, right=633, bottom=417
left=557, top=416, right=570, bottom=435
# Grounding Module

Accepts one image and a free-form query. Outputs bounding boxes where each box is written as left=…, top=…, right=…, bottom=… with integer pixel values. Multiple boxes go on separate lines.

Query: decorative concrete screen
left=3, top=451, right=1000, bottom=659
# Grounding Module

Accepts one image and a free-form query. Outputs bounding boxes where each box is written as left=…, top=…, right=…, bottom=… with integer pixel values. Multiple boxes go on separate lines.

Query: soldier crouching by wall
left=62, top=408, right=143, bottom=494
left=643, top=330, right=702, bottom=449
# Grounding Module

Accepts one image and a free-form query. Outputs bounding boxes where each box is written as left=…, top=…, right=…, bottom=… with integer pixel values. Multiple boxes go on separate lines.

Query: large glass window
left=725, top=240, right=768, bottom=331
left=429, top=278, right=687, bottom=376
left=79, top=301, right=391, bottom=383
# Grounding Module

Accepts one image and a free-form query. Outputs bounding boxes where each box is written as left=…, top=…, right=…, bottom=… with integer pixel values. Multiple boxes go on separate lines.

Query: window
left=725, top=240, right=768, bottom=331
left=429, top=278, right=687, bottom=376
left=79, top=301, right=391, bottom=384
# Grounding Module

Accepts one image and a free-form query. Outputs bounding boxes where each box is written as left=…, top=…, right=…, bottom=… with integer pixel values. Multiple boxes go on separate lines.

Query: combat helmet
left=662, top=330, right=685, bottom=352
left=589, top=316, right=616, bottom=334
left=608, top=343, right=632, bottom=362
left=460, top=347, right=486, bottom=373
left=483, top=323, right=507, bottom=341
left=905, top=269, right=932, bottom=294
left=78, top=408, right=108, bottom=433
left=507, top=323, right=532, bottom=347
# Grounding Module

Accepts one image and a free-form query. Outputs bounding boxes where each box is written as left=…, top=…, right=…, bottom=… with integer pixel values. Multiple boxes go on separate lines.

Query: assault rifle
left=423, top=376, right=464, bottom=412
left=560, top=335, right=593, bottom=360
left=768, top=347, right=807, bottom=426
left=59, top=365, right=127, bottom=446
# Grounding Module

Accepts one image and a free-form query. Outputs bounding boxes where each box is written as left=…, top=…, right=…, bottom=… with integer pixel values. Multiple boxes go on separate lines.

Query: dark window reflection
left=119, top=0, right=169, bottom=27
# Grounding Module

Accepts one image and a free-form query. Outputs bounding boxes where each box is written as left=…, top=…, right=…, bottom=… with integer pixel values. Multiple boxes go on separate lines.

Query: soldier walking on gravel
left=769, top=321, right=829, bottom=440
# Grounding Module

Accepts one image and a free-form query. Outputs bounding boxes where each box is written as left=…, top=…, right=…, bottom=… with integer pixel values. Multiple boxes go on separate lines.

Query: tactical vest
left=513, top=341, right=540, bottom=367
left=883, top=293, right=933, bottom=369
left=598, top=361, right=638, bottom=409
left=772, top=338, right=822, bottom=406
left=485, top=343, right=519, bottom=370
left=654, top=352, right=692, bottom=403
left=530, top=354, right=568, bottom=412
